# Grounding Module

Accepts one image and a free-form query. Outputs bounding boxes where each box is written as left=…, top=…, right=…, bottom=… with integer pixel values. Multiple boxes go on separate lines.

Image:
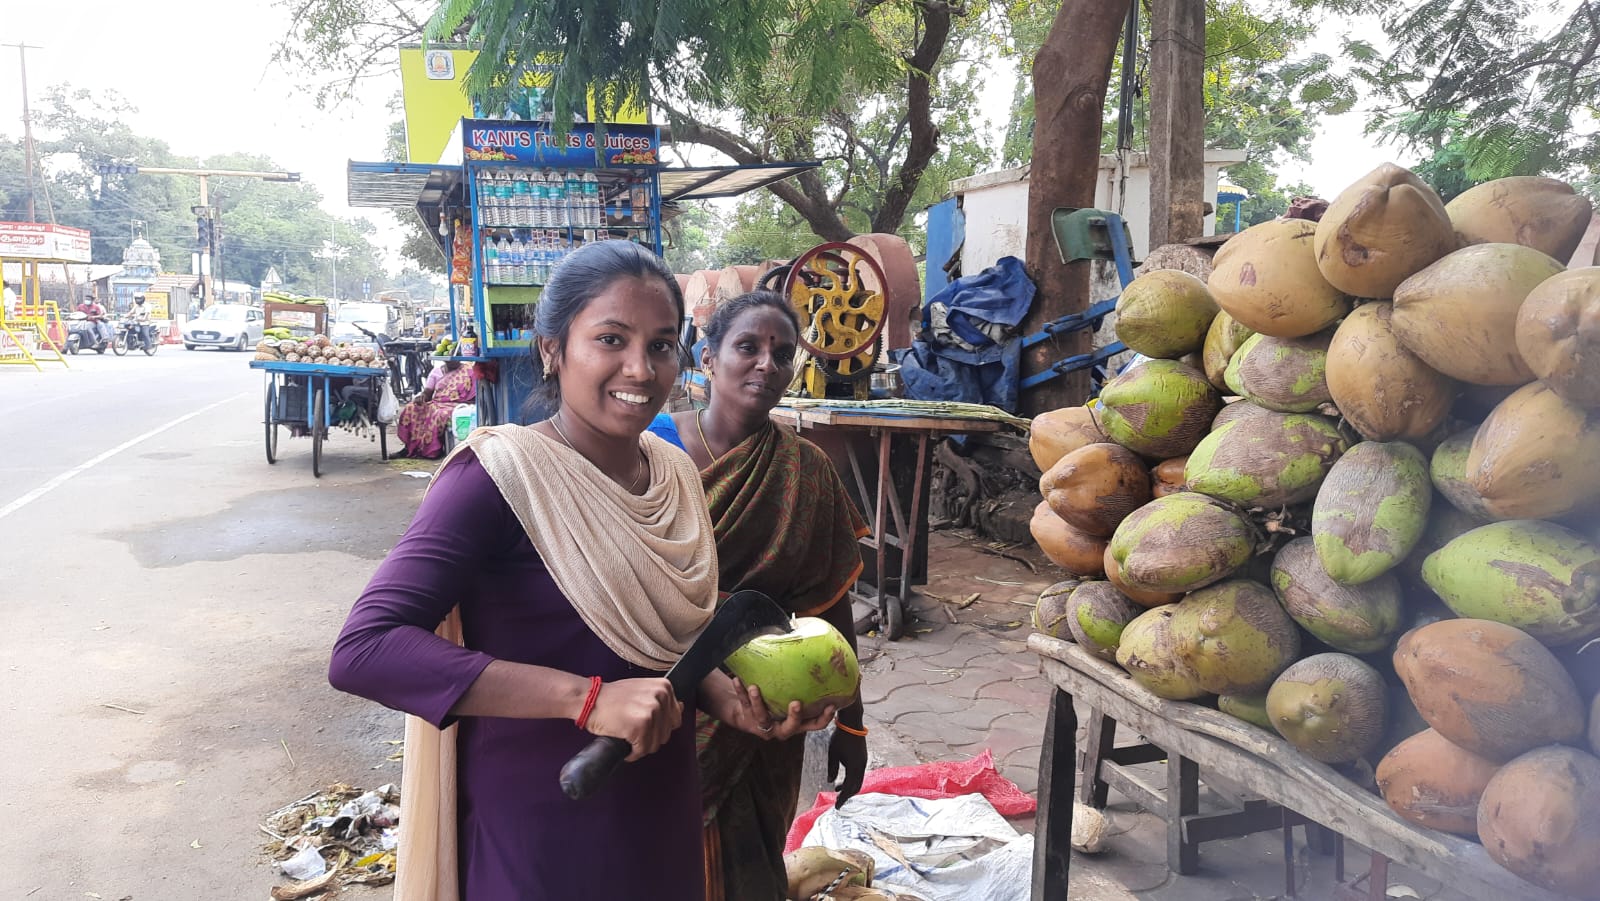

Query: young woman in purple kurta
left=330, top=242, right=831, bottom=900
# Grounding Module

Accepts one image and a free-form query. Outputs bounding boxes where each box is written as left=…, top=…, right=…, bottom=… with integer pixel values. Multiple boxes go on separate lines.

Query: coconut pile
left=1027, top=166, right=1600, bottom=898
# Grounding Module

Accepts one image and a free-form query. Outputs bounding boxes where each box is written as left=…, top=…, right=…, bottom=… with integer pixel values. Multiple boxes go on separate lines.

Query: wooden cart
left=1028, top=634, right=1578, bottom=901
left=251, top=360, right=389, bottom=477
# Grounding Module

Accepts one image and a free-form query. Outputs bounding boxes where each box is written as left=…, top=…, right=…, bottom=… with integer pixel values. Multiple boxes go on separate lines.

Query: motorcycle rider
left=128, top=295, right=154, bottom=350
left=77, top=294, right=114, bottom=349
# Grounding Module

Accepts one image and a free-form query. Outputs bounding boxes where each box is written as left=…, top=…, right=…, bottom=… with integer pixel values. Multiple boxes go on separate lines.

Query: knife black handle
left=559, top=735, right=631, bottom=800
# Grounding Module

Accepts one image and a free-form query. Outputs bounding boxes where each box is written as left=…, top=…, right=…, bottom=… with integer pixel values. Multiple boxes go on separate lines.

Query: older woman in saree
left=650, top=290, right=871, bottom=901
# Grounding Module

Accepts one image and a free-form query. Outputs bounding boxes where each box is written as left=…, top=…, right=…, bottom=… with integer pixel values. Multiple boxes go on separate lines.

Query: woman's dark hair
left=701, top=290, right=802, bottom=356
left=526, top=240, right=685, bottom=416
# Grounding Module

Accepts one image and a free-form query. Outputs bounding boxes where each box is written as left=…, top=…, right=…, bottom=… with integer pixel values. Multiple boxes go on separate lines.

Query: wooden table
left=769, top=404, right=1003, bottom=640
left=1028, top=634, right=1578, bottom=901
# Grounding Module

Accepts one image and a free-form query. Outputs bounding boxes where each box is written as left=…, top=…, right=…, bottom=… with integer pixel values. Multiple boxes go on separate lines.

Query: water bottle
left=498, top=236, right=515, bottom=284
left=495, top=171, right=514, bottom=226
left=582, top=172, right=600, bottom=227
left=542, top=169, right=562, bottom=228
left=483, top=234, right=501, bottom=283
left=505, top=235, right=523, bottom=285
left=522, top=234, right=538, bottom=285
left=476, top=172, right=495, bottom=226
left=563, top=170, right=582, bottom=229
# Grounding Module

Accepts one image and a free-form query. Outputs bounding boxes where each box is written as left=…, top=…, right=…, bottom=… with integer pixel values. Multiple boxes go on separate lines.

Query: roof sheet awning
left=346, top=161, right=461, bottom=211
left=658, top=163, right=819, bottom=202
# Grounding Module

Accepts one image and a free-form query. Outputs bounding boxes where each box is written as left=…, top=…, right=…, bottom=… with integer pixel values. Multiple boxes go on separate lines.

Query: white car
left=330, top=302, right=399, bottom=346
left=184, top=304, right=265, bottom=351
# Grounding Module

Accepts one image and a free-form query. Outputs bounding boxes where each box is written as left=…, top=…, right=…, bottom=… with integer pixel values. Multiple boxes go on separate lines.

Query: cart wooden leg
left=1168, top=754, right=1200, bottom=875
left=1367, top=851, right=1389, bottom=901
left=874, top=430, right=902, bottom=639
left=1032, top=687, right=1077, bottom=901
left=1078, top=709, right=1117, bottom=809
left=898, top=433, right=930, bottom=612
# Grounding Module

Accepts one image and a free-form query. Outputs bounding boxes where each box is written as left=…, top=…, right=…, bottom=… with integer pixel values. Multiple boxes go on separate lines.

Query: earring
left=543, top=358, right=554, bottom=378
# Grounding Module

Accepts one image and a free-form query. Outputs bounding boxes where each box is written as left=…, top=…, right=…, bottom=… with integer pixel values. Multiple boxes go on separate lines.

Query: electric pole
left=5, top=42, right=46, bottom=223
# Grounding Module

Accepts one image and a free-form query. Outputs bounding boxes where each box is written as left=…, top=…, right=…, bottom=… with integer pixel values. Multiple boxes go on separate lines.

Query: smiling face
left=703, top=304, right=798, bottom=421
left=543, top=275, right=682, bottom=443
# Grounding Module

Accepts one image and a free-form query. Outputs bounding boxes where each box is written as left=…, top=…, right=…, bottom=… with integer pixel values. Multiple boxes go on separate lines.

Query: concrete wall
left=948, top=149, right=1248, bottom=274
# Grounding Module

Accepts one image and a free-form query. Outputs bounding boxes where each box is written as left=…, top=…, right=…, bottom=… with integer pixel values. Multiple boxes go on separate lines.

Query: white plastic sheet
left=802, top=792, right=1033, bottom=901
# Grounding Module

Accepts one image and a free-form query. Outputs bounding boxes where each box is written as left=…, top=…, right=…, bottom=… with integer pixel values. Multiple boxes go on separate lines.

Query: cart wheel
left=265, top=381, right=279, bottom=464
left=881, top=594, right=905, bottom=641
left=312, top=386, right=326, bottom=478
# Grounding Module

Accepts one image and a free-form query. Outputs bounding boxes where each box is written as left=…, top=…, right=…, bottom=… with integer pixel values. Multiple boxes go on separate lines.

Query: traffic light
left=95, top=162, right=139, bottom=176
left=196, top=217, right=213, bottom=250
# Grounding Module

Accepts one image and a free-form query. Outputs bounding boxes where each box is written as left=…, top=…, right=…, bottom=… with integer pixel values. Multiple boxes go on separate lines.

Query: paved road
left=0, top=347, right=423, bottom=898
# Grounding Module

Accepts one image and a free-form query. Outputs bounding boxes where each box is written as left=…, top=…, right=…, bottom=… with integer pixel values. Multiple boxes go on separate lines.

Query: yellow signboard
left=398, top=47, right=648, bottom=165
left=141, top=291, right=171, bottom=319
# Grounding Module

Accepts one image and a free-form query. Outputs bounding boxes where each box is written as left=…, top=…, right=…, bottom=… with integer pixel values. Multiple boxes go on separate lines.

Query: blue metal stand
left=1020, top=212, right=1138, bottom=394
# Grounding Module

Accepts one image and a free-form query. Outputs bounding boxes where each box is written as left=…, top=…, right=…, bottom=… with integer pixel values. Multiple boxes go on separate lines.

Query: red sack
left=785, top=750, right=1036, bottom=853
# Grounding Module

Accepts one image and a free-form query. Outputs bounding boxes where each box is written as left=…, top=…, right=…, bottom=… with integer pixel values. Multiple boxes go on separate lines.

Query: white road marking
left=0, top=391, right=250, bottom=522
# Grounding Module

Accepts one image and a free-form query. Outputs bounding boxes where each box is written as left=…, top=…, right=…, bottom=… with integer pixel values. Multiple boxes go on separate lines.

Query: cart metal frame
left=251, top=360, right=389, bottom=477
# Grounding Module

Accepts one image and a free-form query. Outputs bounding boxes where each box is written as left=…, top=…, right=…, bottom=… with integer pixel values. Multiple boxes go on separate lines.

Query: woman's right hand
left=581, top=677, right=682, bottom=761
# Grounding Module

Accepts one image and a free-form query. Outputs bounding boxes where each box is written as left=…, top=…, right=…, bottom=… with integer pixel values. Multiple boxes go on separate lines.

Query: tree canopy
left=5, top=86, right=389, bottom=300
left=1354, top=0, right=1600, bottom=182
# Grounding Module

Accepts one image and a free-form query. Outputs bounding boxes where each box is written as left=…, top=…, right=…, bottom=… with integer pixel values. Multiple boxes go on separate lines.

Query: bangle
left=836, top=722, right=868, bottom=738
left=574, top=676, right=603, bottom=731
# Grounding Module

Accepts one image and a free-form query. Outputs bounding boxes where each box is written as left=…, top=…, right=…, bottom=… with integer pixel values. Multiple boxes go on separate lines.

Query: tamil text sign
left=0, top=223, right=92, bottom=262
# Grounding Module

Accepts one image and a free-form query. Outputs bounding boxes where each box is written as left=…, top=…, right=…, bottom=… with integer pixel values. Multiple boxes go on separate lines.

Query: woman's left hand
left=828, top=725, right=868, bottom=808
left=699, top=671, right=834, bottom=740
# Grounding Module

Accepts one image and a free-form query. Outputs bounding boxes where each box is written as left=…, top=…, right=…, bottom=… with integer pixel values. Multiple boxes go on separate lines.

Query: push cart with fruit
left=250, top=336, right=396, bottom=477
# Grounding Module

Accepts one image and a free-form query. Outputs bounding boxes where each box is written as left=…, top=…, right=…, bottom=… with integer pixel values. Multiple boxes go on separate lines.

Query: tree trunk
left=870, top=0, right=954, bottom=235
left=1148, top=0, right=1208, bottom=247
left=1020, top=0, right=1132, bottom=417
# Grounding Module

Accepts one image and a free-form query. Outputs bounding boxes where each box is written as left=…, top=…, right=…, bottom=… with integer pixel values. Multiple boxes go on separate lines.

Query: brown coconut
left=1103, top=546, right=1182, bottom=608
left=1209, top=218, right=1352, bottom=338
left=1390, top=243, right=1565, bottom=385
left=1314, top=163, right=1458, bottom=299
left=1326, top=302, right=1454, bottom=441
left=1376, top=728, right=1500, bottom=838
left=1201, top=310, right=1254, bottom=391
left=1477, top=746, right=1600, bottom=897
left=1271, top=538, right=1404, bottom=654
left=1447, top=175, right=1594, bottom=262
left=1040, top=443, right=1153, bottom=538
left=1028, top=406, right=1107, bottom=472
left=1515, top=267, right=1600, bottom=408
left=1466, top=381, right=1600, bottom=520
left=1030, top=501, right=1108, bottom=577
left=1393, top=619, right=1585, bottom=762
left=1151, top=457, right=1188, bottom=498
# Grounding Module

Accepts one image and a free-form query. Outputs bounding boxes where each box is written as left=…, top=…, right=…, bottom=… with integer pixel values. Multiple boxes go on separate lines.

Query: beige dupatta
left=395, top=424, right=719, bottom=900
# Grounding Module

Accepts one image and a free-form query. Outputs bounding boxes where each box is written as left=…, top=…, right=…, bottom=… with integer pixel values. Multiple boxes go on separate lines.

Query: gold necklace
left=695, top=409, right=714, bottom=461
left=552, top=413, right=646, bottom=492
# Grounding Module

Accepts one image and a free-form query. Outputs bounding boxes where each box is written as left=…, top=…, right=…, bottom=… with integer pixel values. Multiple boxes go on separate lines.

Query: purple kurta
left=329, top=452, right=706, bottom=901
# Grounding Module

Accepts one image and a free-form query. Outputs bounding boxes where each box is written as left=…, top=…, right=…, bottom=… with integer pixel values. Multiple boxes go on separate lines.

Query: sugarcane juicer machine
left=778, top=241, right=890, bottom=400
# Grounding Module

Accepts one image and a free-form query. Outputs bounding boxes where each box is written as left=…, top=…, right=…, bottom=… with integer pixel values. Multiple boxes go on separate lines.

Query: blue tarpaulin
left=892, top=256, right=1035, bottom=413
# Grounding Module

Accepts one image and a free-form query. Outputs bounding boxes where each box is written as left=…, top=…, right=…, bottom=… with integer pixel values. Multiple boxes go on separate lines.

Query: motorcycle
left=112, top=318, right=160, bottom=356
left=64, top=312, right=114, bottom=355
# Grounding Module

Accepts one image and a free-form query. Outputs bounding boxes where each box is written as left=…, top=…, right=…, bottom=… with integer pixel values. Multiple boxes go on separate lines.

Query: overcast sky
left=0, top=2, right=1518, bottom=269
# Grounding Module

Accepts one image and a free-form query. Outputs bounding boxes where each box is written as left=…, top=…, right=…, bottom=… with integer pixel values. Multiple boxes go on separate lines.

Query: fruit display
left=722, top=617, right=861, bottom=719
left=1025, top=165, right=1600, bottom=895
left=251, top=334, right=389, bottom=370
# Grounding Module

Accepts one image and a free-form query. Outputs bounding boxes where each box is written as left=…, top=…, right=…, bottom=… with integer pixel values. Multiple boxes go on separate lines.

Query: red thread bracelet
left=574, top=676, right=603, bottom=731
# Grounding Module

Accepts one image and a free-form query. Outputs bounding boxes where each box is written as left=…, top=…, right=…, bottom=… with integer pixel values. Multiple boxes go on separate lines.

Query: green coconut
left=1115, top=269, right=1220, bottom=359
left=1115, top=605, right=1209, bottom=700
left=1393, top=504, right=1486, bottom=602
left=1211, top=400, right=1268, bottom=432
left=1422, top=520, right=1600, bottom=646
left=723, top=616, right=861, bottom=718
left=1223, top=329, right=1336, bottom=413
left=1313, top=441, right=1433, bottom=585
left=1218, top=693, right=1274, bottom=730
left=1266, top=653, right=1389, bottom=764
left=1202, top=310, right=1255, bottom=391
left=1108, top=493, right=1258, bottom=594
left=1065, top=581, right=1145, bottom=662
left=1185, top=410, right=1347, bottom=508
left=1271, top=537, right=1404, bottom=654
left=1169, top=579, right=1303, bottom=695
left=1032, top=579, right=1083, bottom=639
left=1429, top=428, right=1495, bottom=520
left=1096, top=360, right=1222, bottom=458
